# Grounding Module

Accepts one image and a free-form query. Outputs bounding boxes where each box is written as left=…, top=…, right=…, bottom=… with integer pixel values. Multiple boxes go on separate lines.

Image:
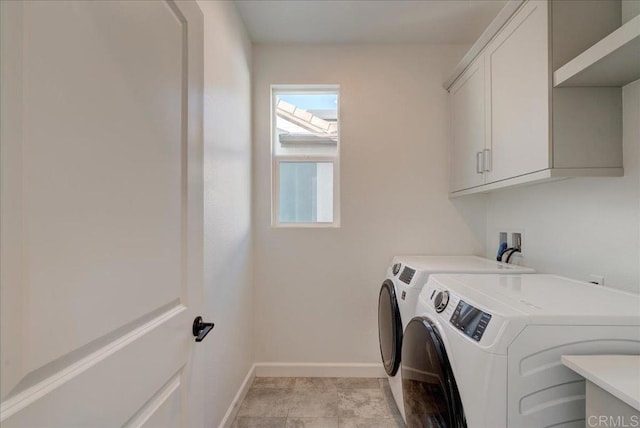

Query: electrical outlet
left=589, top=274, right=605, bottom=286
left=499, top=232, right=508, bottom=244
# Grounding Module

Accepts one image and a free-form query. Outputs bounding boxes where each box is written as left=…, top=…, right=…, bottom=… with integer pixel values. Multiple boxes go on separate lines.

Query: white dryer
left=377, top=256, right=534, bottom=423
left=402, top=274, right=640, bottom=428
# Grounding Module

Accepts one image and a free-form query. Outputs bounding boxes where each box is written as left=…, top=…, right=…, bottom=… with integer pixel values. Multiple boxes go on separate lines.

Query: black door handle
left=192, top=316, right=215, bottom=342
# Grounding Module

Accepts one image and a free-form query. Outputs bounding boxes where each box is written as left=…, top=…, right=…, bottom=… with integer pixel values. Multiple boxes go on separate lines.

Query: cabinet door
left=485, top=0, right=550, bottom=184
left=449, top=56, right=486, bottom=192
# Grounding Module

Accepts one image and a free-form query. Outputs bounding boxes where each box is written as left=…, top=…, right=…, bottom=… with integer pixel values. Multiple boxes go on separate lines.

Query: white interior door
left=0, top=1, right=205, bottom=426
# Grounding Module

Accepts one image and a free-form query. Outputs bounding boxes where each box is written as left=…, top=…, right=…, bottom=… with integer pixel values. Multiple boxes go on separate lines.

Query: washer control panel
left=450, top=300, right=492, bottom=342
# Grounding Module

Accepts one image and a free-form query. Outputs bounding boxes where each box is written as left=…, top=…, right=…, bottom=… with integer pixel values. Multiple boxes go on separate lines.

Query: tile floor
left=232, top=377, right=406, bottom=428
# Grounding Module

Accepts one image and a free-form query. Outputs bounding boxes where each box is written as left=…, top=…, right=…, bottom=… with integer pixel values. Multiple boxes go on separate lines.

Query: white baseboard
left=218, top=364, right=256, bottom=428
left=254, top=362, right=386, bottom=378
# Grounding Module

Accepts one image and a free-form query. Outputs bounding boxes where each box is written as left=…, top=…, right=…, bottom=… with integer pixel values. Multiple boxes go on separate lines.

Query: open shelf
left=554, top=14, right=640, bottom=87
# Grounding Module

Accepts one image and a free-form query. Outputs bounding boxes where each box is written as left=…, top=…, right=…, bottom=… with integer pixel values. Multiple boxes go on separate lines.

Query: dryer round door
left=401, top=317, right=466, bottom=428
left=378, top=279, right=403, bottom=376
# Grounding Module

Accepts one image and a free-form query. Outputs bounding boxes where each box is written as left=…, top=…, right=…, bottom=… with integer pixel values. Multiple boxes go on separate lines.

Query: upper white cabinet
left=446, top=0, right=626, bottom=197
left=485, top=1, right=550, bottom=184
left=449, top=56, right=486, bottom=192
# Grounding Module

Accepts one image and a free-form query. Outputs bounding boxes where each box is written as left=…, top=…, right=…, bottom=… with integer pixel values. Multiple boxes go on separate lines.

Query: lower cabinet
left=586, top=381, right=640, bottom=424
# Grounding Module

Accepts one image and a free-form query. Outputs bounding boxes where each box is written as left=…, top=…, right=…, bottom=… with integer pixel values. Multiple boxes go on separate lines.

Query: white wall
left=486, top=80, right=640, bottom=294
left=252, top=45, right=486, bottom=366
left=622, top=0, right=640, bottom=23
left=198, top=1, right=253, bottom=425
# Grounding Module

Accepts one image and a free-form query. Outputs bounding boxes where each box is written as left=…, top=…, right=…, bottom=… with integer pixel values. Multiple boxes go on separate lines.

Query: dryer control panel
left=450, top=300, right=492, bottom=342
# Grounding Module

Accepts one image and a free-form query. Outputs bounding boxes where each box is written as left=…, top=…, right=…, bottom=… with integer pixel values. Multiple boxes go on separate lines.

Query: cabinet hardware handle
left=483, top=149, right=492, bottom=172
left=476, top=151, right=483, bottom=174
left=192, top=316, right=215, bottom=342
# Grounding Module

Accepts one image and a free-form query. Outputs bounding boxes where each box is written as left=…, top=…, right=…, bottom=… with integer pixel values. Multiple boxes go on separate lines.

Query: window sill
left=271, top=222, right=341, bottom=229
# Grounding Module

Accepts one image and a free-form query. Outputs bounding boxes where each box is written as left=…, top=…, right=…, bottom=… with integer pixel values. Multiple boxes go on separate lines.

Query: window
left=271, top=85, right=340, bottom=227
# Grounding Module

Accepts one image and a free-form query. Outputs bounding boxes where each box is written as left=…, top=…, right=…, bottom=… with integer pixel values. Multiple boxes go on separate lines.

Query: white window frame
left=271, top=84, right=341, bottom=228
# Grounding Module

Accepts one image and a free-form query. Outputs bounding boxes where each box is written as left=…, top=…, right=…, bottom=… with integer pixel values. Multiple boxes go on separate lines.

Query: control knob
left=392, top=263, right=401, bottom=276
left=434, top=290, right=449, bottom=313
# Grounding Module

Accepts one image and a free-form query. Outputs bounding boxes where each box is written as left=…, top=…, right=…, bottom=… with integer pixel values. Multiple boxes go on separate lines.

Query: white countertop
left=562, top=355, right=640, bottom=411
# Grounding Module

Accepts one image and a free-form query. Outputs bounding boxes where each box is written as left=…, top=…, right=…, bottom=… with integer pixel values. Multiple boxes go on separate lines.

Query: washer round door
left=378, top=279, right=403, bottom=376
left=401, top=317, right=466, bottom=428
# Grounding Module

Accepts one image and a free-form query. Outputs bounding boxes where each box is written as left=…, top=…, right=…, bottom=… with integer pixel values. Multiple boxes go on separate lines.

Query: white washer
left=377, top=256, right=534, bottom=423
left=403, top=274, right=640, bottom=428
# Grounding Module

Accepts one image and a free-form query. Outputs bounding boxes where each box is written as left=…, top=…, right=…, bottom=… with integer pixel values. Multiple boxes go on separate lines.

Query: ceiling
left=234, top=0, right=507, bottom=44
